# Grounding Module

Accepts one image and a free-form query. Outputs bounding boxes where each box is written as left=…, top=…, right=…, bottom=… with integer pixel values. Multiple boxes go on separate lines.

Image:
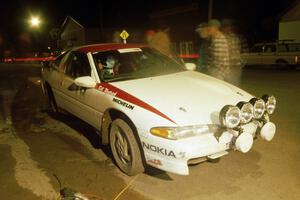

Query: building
left=57, top=16, right=145, bottom=50
left=279, top=1, right=300, bottom=43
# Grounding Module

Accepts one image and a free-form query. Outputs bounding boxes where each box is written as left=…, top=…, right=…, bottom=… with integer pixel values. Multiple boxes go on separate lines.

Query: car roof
left=75, top=43, right=146, bottom=53
left=254, top=42, right=276, bottom=46
left=254, top=42, right=300, bottom=46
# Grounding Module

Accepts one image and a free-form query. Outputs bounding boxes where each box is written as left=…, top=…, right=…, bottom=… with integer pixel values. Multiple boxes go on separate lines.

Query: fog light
left=235, top=132, right=253, bottom=153
left=260, top=122, right=276, bottom=141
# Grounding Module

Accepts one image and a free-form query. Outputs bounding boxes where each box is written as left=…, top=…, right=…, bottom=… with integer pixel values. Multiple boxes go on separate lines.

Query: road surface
left=0, top=63, right=299, bottom=200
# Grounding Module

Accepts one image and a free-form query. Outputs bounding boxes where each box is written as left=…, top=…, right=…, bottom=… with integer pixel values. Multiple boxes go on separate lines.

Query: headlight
left=250, top=98, right=266, bottom=119
left=237, top=102, right=254, bottom=124
left=262, top=95, right=276, bottom=114
left=219, top=105, right=241, bottom=128
left=150, top=125, right=210, bottom=140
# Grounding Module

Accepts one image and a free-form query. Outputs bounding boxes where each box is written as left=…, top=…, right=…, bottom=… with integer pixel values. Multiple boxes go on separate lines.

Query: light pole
left=27, top=15, right=43, bottom=54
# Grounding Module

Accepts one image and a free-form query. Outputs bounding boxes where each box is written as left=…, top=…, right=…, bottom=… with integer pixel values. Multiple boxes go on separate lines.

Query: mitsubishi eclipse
left=41, top=43, right=277, bottom=176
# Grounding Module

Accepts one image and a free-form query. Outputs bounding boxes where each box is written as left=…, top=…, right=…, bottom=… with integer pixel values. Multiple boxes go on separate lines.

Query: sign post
left=120, top=30, right=130, bottom=44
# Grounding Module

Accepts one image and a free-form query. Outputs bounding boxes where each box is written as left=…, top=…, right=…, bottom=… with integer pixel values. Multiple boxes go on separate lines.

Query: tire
left=45, top=84, right=59, bottom=114
left=275, top=59, right=288, bottom=69
left=109, top=118, right=144, bottom=176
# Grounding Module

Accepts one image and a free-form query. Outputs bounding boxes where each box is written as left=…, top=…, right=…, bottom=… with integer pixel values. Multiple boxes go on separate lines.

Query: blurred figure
left=195, top=22, right=210, bottom=72
left=239, top=34, right=249, bottom=53
left=0, top=74, right=18, bottom=126
left=0, top=33, right=13, bottom=59
left=206, top=19, right=230, bottom=80
left=146, top=28, right=172, bottom=57
left=145, top=29, right=156, bottom=44
left=17, top=32, right=33, bottom=57
left=112, top=31, right=122, bottom=43
left=221, top=19, right=242, bottom=86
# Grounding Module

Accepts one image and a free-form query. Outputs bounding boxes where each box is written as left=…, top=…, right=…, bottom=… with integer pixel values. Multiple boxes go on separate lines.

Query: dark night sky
left=0, top=0, right=296, bottom=46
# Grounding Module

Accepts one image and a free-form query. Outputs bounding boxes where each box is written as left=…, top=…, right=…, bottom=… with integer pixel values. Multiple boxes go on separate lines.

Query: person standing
left=148, top=29, right=172, bottom=57
left=206, top=19, right=230, bottom=81
left=221, top=19, right=242, bottom=86
left=195, top=22, right=210, bottom=72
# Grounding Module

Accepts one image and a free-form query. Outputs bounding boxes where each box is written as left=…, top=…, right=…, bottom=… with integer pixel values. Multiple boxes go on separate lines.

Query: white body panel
left=41, top=44, right=276, bottom=175
left=242, top=42, right=300, bottom=67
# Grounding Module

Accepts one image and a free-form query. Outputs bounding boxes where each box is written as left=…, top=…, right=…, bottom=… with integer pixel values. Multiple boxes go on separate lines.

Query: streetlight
left=29, top=16, right=41, bottom=28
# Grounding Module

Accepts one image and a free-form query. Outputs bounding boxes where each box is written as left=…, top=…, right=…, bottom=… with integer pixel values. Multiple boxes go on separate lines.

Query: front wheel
left=109, top=118, right=144, bottom=176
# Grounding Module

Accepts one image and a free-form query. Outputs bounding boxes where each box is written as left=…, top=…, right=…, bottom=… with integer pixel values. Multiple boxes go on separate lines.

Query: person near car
left=145, top=27, right=174, bottom=57
left=97, top=56, right=120, bottom=80
left=206, top=19, right=230, bottom=81
left=0, top=74, right=18, bottom=126
left=221, top=19, right=243, bottom=86
left=195, top=22, right=210, bottom=72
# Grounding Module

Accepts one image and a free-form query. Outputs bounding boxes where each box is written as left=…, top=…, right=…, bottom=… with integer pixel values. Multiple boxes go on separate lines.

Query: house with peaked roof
left=279, top=0, right=300, bottom=43
left=57, top=16, right=146, bottom=50
left=58, top=16, right=86, bottom=49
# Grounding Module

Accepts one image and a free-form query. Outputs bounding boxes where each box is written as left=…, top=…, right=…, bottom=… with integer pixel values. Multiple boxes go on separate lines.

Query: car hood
left=111, top=71, right=253, bottom=126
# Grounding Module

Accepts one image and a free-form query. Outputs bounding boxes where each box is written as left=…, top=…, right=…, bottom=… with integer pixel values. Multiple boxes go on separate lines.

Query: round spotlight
left=262, top=95, right=276, bottom=114
left=250, top=98, right=266, bottom=119
left=220, top=105, right=241, bottom=128
left=237, top=102, right=254, bottom=124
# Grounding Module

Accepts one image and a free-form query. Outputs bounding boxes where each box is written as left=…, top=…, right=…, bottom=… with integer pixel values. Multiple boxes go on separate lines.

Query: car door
left=45, top=51, right=70, bottom=110
left=59, top=51, right=101, bottom=128
left=245, top=44, right=263, bottom=65
left=259, top=44, right=276, bottom=65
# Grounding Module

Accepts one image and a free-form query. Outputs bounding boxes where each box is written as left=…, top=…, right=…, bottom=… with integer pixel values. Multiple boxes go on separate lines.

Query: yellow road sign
left=120, top=30, right=130, bottom=40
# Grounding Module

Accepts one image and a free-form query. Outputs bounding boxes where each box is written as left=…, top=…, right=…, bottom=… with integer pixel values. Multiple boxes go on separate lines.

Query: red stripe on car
left=96, top=82, right=176, bottom=124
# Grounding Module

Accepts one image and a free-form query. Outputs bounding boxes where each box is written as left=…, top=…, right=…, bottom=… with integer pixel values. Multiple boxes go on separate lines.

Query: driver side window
left=65, top=52, right=90, bottom=78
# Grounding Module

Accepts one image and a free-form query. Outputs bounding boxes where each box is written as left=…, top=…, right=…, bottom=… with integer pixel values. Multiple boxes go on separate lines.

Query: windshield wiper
left=104, top=73, right=144, bottom=82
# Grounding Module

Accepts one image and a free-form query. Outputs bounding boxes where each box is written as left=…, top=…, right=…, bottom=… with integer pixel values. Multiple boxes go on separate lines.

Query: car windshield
left=92, top=47, right=185, bottom=82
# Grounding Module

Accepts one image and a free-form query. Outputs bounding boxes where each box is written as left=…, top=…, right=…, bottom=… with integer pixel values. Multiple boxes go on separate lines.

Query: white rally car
left=41, top=43, right=277, bottom=176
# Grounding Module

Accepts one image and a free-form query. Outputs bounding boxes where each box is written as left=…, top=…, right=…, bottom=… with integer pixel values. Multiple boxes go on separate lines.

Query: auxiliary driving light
left=250, top=98, right=266, bottom=119
left=237, top=102, right=254, bottom=124
left=220, top=105, right=241, bottom=128
left=262, top=95, right=276, bottom=114
left=235, top=132, right=253, bottom=153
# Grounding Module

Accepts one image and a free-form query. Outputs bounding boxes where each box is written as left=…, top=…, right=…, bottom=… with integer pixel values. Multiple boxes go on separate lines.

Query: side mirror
left=74, top=76, right=96, bottom=88
left=185, top=63, right=196, bottom=71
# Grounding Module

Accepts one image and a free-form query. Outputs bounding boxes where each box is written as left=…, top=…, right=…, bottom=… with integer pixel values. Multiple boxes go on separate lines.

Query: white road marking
left=0, top=127, right=58, bottom=200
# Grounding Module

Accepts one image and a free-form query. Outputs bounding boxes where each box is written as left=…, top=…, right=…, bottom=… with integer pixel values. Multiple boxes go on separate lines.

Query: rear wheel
left=109, top=118, right=144, bottom=176
left=275, top=59, right=289, bottom=69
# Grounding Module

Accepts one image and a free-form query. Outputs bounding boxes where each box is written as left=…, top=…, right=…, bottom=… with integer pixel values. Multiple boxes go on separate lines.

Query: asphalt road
left=0, top=63, right=299, bottom=200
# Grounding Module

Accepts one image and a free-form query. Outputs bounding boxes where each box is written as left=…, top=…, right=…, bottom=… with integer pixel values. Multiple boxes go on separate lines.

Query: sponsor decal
left=142, top=142, right=176, bottom=158
left=95, top=82, right=176, bottom=124
left=113, top=98, right=134, bottom=110
left=96, top=84, right=117, bottom=96
left=148, top=159, right=162, bottom=166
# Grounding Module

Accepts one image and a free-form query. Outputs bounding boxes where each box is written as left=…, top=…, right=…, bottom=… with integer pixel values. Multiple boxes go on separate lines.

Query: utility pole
left=208, top=0, right=213, bottom=20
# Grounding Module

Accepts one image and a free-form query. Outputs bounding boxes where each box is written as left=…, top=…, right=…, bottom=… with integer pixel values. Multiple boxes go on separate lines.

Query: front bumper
left=140, top=120, right=276, bottom=175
